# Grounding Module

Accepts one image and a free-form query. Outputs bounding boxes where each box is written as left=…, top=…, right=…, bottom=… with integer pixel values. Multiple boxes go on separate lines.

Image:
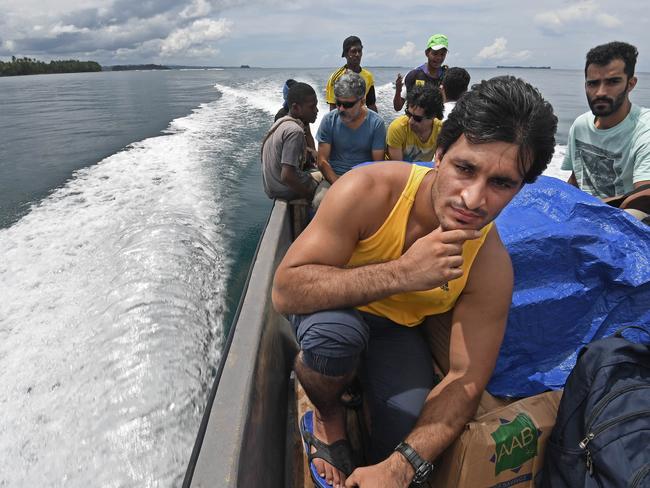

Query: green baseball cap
left=426, top=34, right=448, bottom=51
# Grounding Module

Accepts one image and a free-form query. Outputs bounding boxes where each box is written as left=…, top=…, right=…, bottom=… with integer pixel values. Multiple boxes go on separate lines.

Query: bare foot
left=311, top=407, right=348, bottom=487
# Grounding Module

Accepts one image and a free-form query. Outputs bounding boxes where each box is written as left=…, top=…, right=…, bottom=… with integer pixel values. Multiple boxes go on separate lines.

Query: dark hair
left=406, top=85, right=443, bottom=119
left=437, top=76, right=557, bottom=184
left=585, top=41, right=638, bottom=79
left=342, top=35, right=362, bottom=57
left=287, top=82, right=316, bottom=107
left=441, top=67, right=470, bottom=101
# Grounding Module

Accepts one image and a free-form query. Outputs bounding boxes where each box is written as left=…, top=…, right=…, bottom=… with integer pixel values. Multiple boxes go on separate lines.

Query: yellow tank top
left=347, top=164, right=493, bottom=326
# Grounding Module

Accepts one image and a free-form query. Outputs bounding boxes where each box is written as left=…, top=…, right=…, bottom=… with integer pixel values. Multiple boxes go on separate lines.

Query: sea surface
left=1, top=67, right=649, bottom=487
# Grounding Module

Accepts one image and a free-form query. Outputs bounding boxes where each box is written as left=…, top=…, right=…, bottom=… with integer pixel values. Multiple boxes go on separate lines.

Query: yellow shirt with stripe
left=346, top=164, right=493, bottom=327
left=325, top=67, right=375, bottom=104
left=385, top=115, right=443, bottom=162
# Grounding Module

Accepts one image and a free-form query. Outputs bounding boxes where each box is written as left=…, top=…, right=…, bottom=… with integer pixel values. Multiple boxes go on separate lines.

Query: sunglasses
left=335, top=98, right=360, bottom=109
left=405, top=109, right=432, bottom=123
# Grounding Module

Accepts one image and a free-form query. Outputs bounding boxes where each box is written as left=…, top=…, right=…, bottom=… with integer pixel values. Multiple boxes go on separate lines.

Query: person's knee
left=300, top=349, right=358, bottom=377
left=294, top=309, right=369, bottom=376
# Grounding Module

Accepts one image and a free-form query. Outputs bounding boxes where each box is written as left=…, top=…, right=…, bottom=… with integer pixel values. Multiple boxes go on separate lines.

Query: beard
left=588, top=87, right=628, bottom=117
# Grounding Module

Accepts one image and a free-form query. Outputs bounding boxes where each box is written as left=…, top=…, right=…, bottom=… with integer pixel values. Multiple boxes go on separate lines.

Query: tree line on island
left=0, top=56, right=178, bottom=76
left=0, top=56, right=102, bottom=76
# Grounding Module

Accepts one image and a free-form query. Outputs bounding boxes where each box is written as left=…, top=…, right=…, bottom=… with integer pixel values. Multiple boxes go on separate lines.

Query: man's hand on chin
left=344, top=452, right=414, bottom=487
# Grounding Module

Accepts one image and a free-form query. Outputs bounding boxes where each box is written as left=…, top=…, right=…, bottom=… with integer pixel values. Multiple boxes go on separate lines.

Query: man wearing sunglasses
left=326, top=36, right=378, bottom=113
left=274, top=76, right=557, bottom=488
left=394, top=34, right=449, bottom=112
left=316, top=72, right=386, bottom=184
left=386, top=85, right=444, bottom=163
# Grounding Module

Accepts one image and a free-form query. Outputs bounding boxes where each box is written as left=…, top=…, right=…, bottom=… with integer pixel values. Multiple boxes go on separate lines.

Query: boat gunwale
left=184, top=200, right=294, bottom=487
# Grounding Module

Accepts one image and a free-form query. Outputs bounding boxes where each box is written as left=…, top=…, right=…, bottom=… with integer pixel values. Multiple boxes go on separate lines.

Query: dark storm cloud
left=60, top=0, right=183, bottom=29
left=16, top=32, right=138, bottom=54
left=1, top=0, right=247, bottom=61
left=11, top=13, right=175, bottom=55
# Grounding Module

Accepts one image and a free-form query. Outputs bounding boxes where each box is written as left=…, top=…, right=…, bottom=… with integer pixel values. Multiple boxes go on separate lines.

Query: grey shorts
left=290, top=308, right=435, bottom=462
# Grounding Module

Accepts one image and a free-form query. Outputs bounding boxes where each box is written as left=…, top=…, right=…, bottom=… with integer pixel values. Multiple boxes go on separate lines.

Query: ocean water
left=1, top=67, right=649, bottom=487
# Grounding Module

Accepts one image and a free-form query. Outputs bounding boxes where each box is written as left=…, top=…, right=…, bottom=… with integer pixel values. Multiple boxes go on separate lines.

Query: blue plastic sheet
left=488, top=176, right=650, bottom=397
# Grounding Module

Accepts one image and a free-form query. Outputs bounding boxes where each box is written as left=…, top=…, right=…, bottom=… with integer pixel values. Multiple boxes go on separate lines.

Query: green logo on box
left=490, top=413, right=539, bottom=475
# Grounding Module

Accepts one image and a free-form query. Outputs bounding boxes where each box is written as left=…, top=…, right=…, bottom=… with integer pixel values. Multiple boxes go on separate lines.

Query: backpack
left=538, top=326, right=650, bottom=488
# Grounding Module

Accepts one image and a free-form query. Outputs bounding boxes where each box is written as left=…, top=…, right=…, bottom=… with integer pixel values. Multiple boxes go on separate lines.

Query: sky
left=1, top=0, right=649, bottom=70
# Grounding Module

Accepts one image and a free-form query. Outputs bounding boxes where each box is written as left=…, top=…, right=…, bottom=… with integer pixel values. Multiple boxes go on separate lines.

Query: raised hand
left=395, top=73, right=403, bottom=93
left=398, top=227, right=483, bottom=291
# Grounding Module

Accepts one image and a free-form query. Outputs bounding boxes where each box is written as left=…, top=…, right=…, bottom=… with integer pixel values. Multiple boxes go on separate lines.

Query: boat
left=183, top=200, right=305, bottom=487
left=181, top=176, right=650, bottom=487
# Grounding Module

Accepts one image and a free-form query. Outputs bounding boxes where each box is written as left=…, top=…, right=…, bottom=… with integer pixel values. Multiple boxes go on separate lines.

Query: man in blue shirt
left=316, top=72, right=386, bottom=184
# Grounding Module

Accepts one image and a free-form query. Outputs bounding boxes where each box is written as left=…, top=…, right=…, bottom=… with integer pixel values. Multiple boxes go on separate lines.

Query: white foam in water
left=544, top=144, right=571, bottom=180
left=0, top=99, right=239, bottom=486
left=214, top=79, right=330, bottom=131
left=215, top=82, right=282, bottom=116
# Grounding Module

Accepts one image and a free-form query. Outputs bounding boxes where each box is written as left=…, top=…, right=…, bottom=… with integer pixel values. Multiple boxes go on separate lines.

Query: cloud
left=160, top=18, right=232, bottom=56
left=396, top=41, right=417, bottom=58
left=50, top=23, right=91, bottom=35
left=0, top=0, right=645, bottom=68
left=477, top=37, right=508, bottom=60
left=180, top=0, right=213, bottom=18
left=0, top=0, right=244, bottom=63
left=477, top=37, right=531, bottom=62
left=535, top=1, right=622, bottom=34
left=362, top=51, right=379, bottom=61
left=0, top=40, right=16, bottom=54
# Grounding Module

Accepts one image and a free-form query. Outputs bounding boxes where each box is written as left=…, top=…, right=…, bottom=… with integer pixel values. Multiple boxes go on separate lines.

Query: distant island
left=107, top=64, right=170, bottom=71
left=0, top=56, right=101, bottom=77
left=497, top=65, right=551, bottom=69
left=240, top=65, right=251, bottom=69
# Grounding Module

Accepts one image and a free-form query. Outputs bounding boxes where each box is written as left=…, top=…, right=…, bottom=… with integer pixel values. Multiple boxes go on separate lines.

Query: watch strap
left=394, top=441, right=434, bottom=484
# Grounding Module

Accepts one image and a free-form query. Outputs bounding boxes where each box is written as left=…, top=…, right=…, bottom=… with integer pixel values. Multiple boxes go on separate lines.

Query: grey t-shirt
left=261, top=117, right=314, bottom=200
left=562, top=104, right=650, bottom=198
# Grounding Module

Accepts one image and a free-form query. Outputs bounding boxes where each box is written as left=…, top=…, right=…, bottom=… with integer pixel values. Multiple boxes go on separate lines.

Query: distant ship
left=240, top=65, right=251, bottom=69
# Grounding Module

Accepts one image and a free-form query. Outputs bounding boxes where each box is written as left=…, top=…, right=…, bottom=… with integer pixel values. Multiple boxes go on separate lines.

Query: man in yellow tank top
left=273, top=77, right=557, bottom=487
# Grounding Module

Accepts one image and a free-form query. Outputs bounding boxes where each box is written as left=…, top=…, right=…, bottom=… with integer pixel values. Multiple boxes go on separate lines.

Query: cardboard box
left=429, top=390, right=562, bottom=488
left=423, top=313, right=562, bottom=487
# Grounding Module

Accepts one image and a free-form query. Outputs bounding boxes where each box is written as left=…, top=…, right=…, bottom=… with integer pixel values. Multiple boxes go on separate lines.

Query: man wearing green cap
left=393, top=34, right=449, bottom=112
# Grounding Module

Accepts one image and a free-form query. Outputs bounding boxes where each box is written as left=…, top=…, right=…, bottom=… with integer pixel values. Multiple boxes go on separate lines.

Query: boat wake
left=0, top=96, right=245, bottom=487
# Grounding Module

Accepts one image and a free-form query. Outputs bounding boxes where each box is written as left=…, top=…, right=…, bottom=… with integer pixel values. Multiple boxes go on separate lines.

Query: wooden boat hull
left=184, top=200, right=298, bottom=487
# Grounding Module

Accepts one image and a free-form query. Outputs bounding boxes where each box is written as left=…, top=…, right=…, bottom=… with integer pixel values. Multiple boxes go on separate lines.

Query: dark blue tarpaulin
left=489, top=176, right=650, bottom=397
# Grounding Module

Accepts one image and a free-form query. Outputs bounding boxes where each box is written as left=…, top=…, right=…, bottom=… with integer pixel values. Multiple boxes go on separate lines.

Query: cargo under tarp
left=490, top=176, right=650, bottom=397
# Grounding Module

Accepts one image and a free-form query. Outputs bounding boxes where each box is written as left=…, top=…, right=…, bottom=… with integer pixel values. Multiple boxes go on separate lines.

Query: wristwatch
left=394, top=441, right=435, bottom=485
